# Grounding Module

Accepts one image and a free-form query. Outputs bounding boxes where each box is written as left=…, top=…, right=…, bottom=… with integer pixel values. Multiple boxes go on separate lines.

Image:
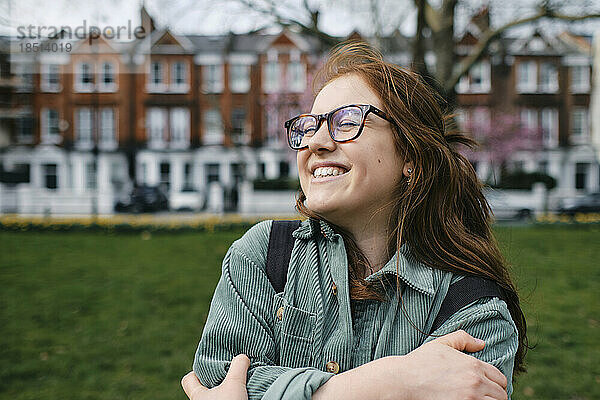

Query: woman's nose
left=307, top=121, right=336, bottom=153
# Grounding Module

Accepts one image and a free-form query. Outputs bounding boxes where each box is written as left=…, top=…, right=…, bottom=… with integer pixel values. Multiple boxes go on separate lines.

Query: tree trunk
left=412, top=0, right=429, bottom=78
left=431, top=0, right=458, bottom=105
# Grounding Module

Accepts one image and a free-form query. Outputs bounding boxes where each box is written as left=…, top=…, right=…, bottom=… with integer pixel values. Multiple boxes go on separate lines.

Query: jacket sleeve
left=192, top=221, right=334, bottom=400
left=425, top=296, right=519, bottom=399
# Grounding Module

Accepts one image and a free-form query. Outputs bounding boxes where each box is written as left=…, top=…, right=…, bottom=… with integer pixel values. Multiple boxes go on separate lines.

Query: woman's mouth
left=312, top=166, right=350, bottom=181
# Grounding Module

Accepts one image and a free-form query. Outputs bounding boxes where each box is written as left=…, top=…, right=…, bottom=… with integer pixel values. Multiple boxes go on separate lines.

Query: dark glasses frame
left=283, top=104, right=396, bottom=150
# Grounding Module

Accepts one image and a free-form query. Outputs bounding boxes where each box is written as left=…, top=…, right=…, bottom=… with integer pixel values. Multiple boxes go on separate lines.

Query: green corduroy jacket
left=193, top=218, right=518, bottom=399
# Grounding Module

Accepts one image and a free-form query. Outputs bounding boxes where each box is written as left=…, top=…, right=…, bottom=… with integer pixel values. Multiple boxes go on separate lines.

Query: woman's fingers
left=434, top=329, right=486, bottom=353
left=436, top=330, right=507, bottom=391
left=484, top=381, right=509, bottom=400
left=224, top=354, right=251, bottom=384
left=484, top=388, right=509, bottom=400
left=181, top=371, right=208, bottom=399
left=431, top=331, right=508, bottom=399
left=481, top=361, right=508, bottom=389
left=180, top=355, right=250, bottom=400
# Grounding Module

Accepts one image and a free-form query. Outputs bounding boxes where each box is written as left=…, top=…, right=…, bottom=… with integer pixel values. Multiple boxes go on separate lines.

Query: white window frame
left=170, top=61, right=189, bottom=93
left=231, top=108, right=249, bottom=145
left=541, top=108, right=558, bottom=148
left=229, top=63, right=250, bottom=93
left=520, top=108, right=538, bottom=135
left=16, top=114, right=34, bottom=144
left=43, top=163, right=59, bottom=190
left=570, top=65, right=590, bottom=93
left=99, top=108, right=117, bottom=150
left=41, top=108, right=61, bottom=144
left=85, top=160, right=97, bottom=191
left=15, top=62, right=34, bottom=92
left=182, top=162, right=194, bottom=192
left=264, top=108, right=281, bottom=147
left=206, top=163, right=220, bottom=184
left=75, top=107, right=93, bottom=150
left=570, top=107, right=589, bottom=144
left=159, top=161, right=171, bottom=193
left=263, top=61, right=280, bottom=93
left=41, top=64, right=61, bottom=92
left=75, top=62, right=94, bottom=92
left=203, top=108, right=224, bottom=145
left=146, top=108, right=168, bottom=149
left=539, top=62, right=558, bottom=93
left=202, top=64, right=223, bottom=93
left=169, top=107, right=190, bottom=149
left=147, top=61, right=167, bottom=92
left=575, top=162, right=590, bottom=191
left=516, top=61, right=537, bottom=93
left=287, top=61, right=306, bottom=93
left=458, top=60, right=491, bottom=94
left=99, top=61, right=117, bottom=92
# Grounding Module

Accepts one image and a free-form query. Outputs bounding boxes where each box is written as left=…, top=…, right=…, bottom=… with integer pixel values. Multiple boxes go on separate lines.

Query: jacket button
left=276, top=306, right=284, bottom=320
left=325, top=361, right=340, bottom=374
left=331, top=282, right=337, bottom=296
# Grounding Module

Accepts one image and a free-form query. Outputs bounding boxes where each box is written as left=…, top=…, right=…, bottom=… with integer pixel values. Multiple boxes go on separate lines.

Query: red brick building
left=0, top=7, right=597, bottom=214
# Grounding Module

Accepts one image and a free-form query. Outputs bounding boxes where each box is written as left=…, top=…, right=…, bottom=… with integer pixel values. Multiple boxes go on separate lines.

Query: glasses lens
left=331, top=106, right=363, bottom=141
left=289, top=116, right=317, bottom=149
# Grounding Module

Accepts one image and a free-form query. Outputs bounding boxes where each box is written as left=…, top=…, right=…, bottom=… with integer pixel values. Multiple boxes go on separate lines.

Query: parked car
left=114, top=185, right=169, bottom=213
left=484, top=188, right=536, bottom=221
left=559, top=193, right=600, bottom=216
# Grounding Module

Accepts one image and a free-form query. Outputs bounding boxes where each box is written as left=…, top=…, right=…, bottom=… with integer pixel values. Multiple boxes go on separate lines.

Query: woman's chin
left=305, top=198, right=343, bottom=220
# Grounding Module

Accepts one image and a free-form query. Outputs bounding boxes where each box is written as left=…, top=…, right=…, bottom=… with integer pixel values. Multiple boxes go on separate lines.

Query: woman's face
left=297, top=73, right=411, bottom=227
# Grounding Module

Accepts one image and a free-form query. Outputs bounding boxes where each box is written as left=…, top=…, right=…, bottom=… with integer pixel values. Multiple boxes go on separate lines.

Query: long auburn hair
left=294, top=41, right=528, bottom=375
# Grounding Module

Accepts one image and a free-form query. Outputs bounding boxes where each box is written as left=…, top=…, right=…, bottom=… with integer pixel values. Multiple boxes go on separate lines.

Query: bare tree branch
left=234, top=0, right=338, bottom=45
left=445, top=8, right=600, bottom=93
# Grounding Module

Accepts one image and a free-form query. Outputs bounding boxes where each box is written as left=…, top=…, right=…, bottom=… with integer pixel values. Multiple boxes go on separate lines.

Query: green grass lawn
left=0, top=225, right=598, bottom=399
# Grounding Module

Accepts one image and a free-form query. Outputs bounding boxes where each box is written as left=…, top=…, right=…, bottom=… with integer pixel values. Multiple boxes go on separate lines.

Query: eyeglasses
left=284, top=104, right=395, bottom=150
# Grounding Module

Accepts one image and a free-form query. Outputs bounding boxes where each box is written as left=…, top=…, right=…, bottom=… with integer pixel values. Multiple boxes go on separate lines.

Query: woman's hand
left=392, top=330, right=508, bottom=400
left=314, top=330, right=508, bottom=400
left=181, top=354, right=250, bottom=400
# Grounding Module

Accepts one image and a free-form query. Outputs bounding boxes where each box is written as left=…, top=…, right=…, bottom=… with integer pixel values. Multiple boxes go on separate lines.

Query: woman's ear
left=403, top=161, right=414, bottom=178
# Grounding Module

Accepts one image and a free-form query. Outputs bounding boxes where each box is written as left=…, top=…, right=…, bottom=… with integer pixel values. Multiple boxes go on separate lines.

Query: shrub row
left=0, top=215, right=266, bottom=233
left=535, top=212, right=600, bottom=225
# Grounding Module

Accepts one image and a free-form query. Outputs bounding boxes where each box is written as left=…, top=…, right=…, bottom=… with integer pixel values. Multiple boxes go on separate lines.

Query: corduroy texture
left=193, top=219, right=518, bottom=399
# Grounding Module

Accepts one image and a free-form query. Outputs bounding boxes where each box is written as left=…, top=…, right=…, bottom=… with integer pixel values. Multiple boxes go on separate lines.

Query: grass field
left=1, top=224, right=598, bottom=399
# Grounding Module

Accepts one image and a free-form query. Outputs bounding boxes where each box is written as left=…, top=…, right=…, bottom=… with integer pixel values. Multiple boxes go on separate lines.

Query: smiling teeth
left=313, top=166, right=347, bottom=178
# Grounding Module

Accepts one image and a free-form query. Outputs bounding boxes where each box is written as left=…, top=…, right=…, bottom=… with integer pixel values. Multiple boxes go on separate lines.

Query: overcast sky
left=1, top=0, right=599, bottom=39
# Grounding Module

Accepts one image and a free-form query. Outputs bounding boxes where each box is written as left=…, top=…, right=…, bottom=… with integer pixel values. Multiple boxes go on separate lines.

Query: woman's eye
left=339, top=121, right=359, bottom=127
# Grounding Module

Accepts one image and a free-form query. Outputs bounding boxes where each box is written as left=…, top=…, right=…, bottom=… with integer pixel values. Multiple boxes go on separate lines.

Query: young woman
left=182, top=42, right=527, bottom=400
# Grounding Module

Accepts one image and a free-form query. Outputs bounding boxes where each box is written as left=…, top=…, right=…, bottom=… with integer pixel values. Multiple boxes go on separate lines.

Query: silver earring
left=407, top=168, right=413, bottom=185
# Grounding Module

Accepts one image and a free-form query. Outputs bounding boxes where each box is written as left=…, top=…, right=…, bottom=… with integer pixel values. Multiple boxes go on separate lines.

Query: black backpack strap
left=430, top=275, right=507, bottom=334
left=266, top=220, right=302, bottom=293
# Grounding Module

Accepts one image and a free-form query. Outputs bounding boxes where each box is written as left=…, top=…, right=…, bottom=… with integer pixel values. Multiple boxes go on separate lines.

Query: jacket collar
left=292, top=218, right=435, bottom=296
left=292, top=218, right=335, bottom=240
left=364, top=244, right=435, bottom=296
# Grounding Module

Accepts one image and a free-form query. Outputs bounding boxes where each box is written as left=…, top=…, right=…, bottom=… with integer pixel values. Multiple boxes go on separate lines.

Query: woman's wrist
left=312, top=357, right=404, bottom=400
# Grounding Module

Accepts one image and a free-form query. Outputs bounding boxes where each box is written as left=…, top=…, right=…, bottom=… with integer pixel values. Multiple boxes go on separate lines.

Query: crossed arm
left=182, top=330, right=509, bottom=400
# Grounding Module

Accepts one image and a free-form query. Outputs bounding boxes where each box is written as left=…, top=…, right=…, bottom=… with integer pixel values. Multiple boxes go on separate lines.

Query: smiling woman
left=183, top=41, right=527, bottom=400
